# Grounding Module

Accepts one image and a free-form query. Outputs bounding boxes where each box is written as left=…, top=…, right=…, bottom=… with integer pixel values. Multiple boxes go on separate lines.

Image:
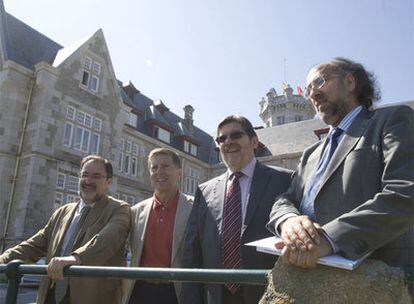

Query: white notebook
left=245, top=236, right=370, bottom=270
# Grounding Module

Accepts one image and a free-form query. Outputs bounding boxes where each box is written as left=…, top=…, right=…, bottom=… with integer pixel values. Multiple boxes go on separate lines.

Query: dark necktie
left=55, top=205, right=91, bottom=303
left=221, top=171, right=243, bottom=294
left=300, top=128, right=344, bottom=219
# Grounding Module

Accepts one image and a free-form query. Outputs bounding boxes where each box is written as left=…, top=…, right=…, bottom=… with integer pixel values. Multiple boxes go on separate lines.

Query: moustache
left=81, top=183, right=97, bottom=189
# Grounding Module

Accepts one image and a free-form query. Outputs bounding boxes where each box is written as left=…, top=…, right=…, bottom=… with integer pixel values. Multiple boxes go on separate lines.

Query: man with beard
left=181, top=115, right=292, bottom=304
left=267, top=58, right=413, bottom=290
left=0, top=155, right=131, bottom=304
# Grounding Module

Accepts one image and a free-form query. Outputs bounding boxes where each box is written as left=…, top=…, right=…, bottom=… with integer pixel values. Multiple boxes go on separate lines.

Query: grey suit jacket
left=268, top=105, right=414, bottom=270
left=182, top=161, right=292, bottom=304
left=0, top=195, right=131, bottom=304
left=122, top=192, right=194, bottom=304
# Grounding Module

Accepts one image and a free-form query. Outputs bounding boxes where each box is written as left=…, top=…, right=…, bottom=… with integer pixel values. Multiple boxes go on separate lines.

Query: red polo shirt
left=140, top=191, right=179, bottom=267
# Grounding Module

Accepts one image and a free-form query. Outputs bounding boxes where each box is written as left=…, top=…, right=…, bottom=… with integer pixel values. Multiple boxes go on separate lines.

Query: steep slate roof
left=0, top=11, right=62, bottom=70
left=256, top=118, right=327, bottom=156
left=0, top=3, right=218, bottom=165
left=120, top=86, right=219, bottom=164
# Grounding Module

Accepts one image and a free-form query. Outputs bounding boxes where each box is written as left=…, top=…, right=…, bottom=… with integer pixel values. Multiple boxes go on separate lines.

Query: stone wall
left=260, top=259, right=412, bottom=304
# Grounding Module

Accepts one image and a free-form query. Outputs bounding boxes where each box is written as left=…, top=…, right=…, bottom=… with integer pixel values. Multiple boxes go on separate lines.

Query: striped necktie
left=221, top=171, right=243, bottom=294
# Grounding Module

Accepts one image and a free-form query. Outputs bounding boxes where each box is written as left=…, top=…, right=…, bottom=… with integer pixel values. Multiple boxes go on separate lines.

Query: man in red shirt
left=122, top=148, right=193, bottom=304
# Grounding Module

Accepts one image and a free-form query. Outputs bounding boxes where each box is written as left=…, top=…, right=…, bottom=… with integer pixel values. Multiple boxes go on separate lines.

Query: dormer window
left=154, top=126, right=171, bottom=143
left=127, top=112, right=138, bottom=128
left=184, top=140, right=198, bottom=156
left=80, top=57, right=101, bottom=93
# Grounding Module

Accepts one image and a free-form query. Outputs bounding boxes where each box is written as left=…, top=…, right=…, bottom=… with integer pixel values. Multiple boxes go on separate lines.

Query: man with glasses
left=182, top=115, right=292, bottom=304
left=0, top=155, right=131, bottom=303
left=268, top=58, right=413, bottom=287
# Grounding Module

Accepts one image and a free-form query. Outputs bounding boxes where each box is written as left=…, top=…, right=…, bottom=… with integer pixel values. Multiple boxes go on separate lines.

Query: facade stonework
left=0, top=2, right=326, bottom=248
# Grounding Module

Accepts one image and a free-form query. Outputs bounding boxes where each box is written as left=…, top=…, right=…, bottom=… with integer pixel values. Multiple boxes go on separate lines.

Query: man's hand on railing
left=46, top=255, right=81, bottom=280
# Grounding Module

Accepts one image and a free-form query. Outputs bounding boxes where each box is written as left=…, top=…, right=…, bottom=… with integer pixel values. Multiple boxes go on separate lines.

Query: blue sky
left=4, top=0, right=413, bottom=133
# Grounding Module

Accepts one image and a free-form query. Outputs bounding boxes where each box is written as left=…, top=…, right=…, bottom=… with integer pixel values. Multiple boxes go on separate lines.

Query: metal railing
left=0, top=260, right=269, bottom=304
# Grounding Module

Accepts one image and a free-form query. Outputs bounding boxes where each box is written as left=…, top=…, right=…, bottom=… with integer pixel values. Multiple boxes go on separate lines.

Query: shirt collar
left=153, top=191, right=179, bottom=210
left=331, top=105, right=363, bottom=133
left=79, top=198, right=94, bottom=211
left=227, top=158, right=256, bottom=179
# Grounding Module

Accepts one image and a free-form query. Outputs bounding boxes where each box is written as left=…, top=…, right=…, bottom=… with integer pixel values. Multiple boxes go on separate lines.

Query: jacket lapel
left=171, top=193, right=192, bottom=265
left=214, top=173, right=228, bottom=234
left=74, top=197, right=107, bottom=246
left=243, top=162, right=267, bottom=232
left=131, top=198, right=153, bottom=267
left=318, top=109, right=372, bottom=193
left=53, top=203, right=78, bottom=256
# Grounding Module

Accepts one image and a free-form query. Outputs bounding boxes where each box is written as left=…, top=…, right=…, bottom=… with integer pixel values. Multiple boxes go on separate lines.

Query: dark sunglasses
left=215, top=130, right=246, bottom=144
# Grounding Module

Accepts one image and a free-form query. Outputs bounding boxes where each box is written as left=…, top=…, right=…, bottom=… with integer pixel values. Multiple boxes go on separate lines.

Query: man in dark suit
left=0, top=155, right=131, bottom=304
left=182, top=115, right=292, bottom=304
left=267, top=58, right=413, bottom=283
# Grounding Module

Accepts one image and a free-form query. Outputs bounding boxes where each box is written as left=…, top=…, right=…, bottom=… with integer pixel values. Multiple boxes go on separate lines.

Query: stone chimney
left=183, top=105, right=194, bottom=132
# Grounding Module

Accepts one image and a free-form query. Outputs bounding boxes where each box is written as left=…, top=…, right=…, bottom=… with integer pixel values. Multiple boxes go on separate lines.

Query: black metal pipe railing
left=0, top=260, right=269, bottom=304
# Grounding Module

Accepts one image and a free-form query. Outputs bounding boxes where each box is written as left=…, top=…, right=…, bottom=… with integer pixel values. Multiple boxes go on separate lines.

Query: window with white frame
left=56, top=173, right=66, bottom=189
left=127, top=112, right=138, bottom=128
left=184, top=140, right=198, bottom=156
left=118, top=138, right=141, bottom=177
left=63, top=106, right=102, bottom=154
left=55, top=171, right=80, bottom=207
left=66, top=194, right=78, bottom=204
left=184, top=166, right=201, bottom=195
left=80, top=57, right=102, bottom=93
left=67, top=175, right=79, bottom=192
left=154, top=126, right=171, bottom=143
left=190, top=144, right=198, bottom=156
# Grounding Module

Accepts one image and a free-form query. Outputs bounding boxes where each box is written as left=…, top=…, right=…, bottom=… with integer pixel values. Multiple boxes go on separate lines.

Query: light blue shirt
left=276, top=105, right=364, bottom=253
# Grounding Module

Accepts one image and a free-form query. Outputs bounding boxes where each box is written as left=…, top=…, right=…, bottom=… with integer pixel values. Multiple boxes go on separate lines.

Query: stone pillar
left=259, top=259, right=412, bottom=304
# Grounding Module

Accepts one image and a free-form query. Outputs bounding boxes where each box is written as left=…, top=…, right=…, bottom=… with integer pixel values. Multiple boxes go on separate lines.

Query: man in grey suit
left=182, top=115, right=292, bottom=304
left=268, top=58, right=413, bottom=286
left=123, top=148, right=193, bottom=304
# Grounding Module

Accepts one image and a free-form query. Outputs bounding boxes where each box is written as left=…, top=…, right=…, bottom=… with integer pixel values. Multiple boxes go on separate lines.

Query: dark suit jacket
left=268, top=105, right=414, bottom=271
left=0, top=195, right=131, bottom=304
left=182, top=161, right=292, bottom=304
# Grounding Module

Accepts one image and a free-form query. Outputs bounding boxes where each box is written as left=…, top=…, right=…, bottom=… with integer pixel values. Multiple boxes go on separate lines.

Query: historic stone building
left=259, top=85, right=316, bottom=127
left=0, top=1, right=311, bottom=248
left=0, top=2, right=223, bottom=248
left=2, top=1, right=410, bottom=250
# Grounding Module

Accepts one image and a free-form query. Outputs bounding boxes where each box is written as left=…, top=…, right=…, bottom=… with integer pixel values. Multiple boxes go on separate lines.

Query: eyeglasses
left=80, top=173, right=108, bottom=180
left=215, top=130, right=246, bottom=144
left=305, top=74, right=342, bottom=98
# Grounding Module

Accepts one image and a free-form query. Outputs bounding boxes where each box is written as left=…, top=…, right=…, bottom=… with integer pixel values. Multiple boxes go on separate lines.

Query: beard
left=79, top=183, right=104, bottom=203
left=316, top=95, right=349, bottom=127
